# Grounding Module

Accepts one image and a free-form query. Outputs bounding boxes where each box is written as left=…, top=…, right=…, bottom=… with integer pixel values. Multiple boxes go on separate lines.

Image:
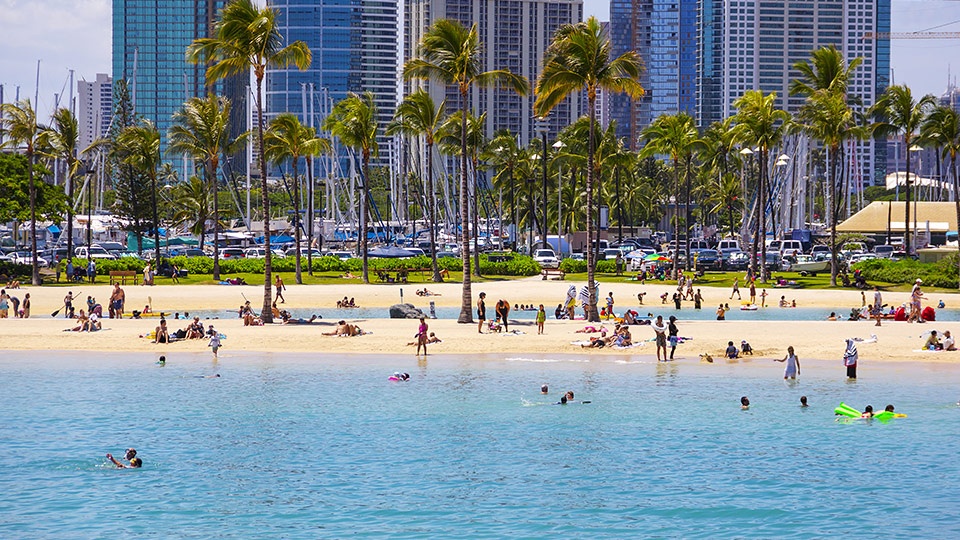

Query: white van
left=780, top=240, right=803, bottom=256
left=717, top=239, right=740, bottom=252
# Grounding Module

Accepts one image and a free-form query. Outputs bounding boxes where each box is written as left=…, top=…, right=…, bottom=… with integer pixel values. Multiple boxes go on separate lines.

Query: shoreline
left=1, top=279, right=958, bottom=362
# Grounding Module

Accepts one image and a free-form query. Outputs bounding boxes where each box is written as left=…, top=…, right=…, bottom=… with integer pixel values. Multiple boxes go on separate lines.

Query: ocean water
left=1, top=352, right=959, bottom=538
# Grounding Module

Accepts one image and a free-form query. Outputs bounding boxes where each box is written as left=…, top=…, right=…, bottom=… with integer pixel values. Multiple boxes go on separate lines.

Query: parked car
left=284, top=247, right=323, bottom=258
left=780, top=240, right=804, bottom=257
left=811, top=245, right=831, bottom=257
left=99, top=241, right=126, bottom=255
left=436, top=251, right=457, bottom=259
left=717, top=239, right=741, bottom=252
left=721, top=249, right=745, bottom=270
left=12, top=251, right=49, bottom=267
left=600, top=248, right=622, bottom=261
left=75, top=245, right=116, bottom=260
left=874, top=244, right=895, bottom=258
left=405, top=247, right=426, bottom=257
left=219, top=247, right=246, bottom=259
left=694, top=249, right=722, bottom=270
left=533, top=248, right=560, bottom=268
left=327, top=251, right=354, bottom=260
left=170, top=248, right=207, bottom=258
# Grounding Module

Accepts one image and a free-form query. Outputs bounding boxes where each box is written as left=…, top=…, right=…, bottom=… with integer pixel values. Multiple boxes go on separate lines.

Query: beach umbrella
left=644, top=253, right=671, bottom=262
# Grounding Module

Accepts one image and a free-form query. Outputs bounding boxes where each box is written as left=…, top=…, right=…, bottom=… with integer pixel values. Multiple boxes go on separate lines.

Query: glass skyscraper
left=112, top=0, right=245, bottom=163
left=265, top=0, right=399, bottom=166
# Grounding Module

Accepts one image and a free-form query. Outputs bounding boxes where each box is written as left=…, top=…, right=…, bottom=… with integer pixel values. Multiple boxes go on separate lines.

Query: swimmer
left=800, top=396, right=808, bottom=407
left=565, top=390, right=575, bottom=402
left=558, top=396, right=568, bottom=405
left=197, top=374, right=222, bottom=378
left=884, top=404, right=895, bottom=413
left=862, top=405, right=874, bottom=418
left=157, top=355, right=166, bottom=366
left=540, top=384, right=549, bottom=394
left=106, top=448, right=142, bottom=468
left=740, top=396, right=750, bottom=410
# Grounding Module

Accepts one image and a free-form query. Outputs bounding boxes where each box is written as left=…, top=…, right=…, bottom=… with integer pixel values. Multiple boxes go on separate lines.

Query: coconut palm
left=187, top=0, right=312, bottom=323
left=870, top=85, right=937, bottom=256
left=795, top=91, right=866, bottom=285
left=404, top=18, right=529, bottom=323
left=323, top=92, right=379, bottom=284
left=116, top=120, right=163, bottom=264
left=172, top=175, right=213, bottom=244
left=386, top=90, right=446, bottom=282
left=264, top=113, right=329, bottom=284
left=1, top=99, right=44, bottom=285
left=39, top=107, right=82, bottom=271
left=534, top=16, right=643, bottom=321
left=167, top=95, right=238, bottom=280
left=705, top=173, right=743, bottom=239
left=733, top=90, right=791, bottom=283
left=486, top=132, right=524, bottom=242
left=640, top=113, right=703, bottom=273
left=437, top=110, right=488, bottom=275
left=921, top=106, right=960, bottom=285
left=790, top=45, right=862, bottom=98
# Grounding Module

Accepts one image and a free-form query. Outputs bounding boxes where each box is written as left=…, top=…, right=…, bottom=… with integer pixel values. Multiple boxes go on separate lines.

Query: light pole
left=910, top=144, right=922, bottom=250
left=553, top=139, right=566, bottom=255
left=775, top=153, right=790, bottom=239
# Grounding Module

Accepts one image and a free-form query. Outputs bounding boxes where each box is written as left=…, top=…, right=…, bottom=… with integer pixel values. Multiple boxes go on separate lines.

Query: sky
left=1, top=0, right=958, bottom=121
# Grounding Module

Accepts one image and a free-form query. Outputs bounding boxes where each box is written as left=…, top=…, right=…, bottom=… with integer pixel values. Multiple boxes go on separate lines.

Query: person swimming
left=541, top=384, right=549, bottom=394
left=741, top=396, right=750, bottom=410
left=862, top=405, right=874, bottom=418
left=106, top=448, right=142, bottom=468
left=157, top=355, right=166, bottom=366
left=800, top=396, right=808, bottom=407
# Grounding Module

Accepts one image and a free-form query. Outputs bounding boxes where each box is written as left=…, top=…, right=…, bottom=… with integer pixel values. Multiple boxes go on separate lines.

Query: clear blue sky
left=1, top=0, right=958, bottom=121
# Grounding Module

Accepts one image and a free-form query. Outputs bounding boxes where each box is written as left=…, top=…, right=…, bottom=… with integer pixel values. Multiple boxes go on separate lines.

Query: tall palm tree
left=871, top=85, right=937, bottom=256
left=486, top=132, right=523, bottom=242
left=640, top=113, right=702, bottom=274
left=386, top=90, right=446, bottom=282
left=404, top=18, right=529, bottom=324
left=705, top=173, right=743, bottom=239
left=437, top=110, right=488, bottom=275
left=323, top=92, right=379, bottom=284
left=790, top=45, right=862, bottom=98
left=733, top=90, right=790, bottom=282
left=187, top=0, right=311, bottom=323
left=795, top=91, right=866, bottom=285
left=922, top=106, right=960, bottom=285
left=1, top=99, right=43, bottom=285
left=172, top=175, right=213, bottom=245
left=264, top=113, right=330, bottom=284
left=116, top=120, right=163, bottom=264
left=167, top=95, right=238, bottom=280
left=39, top=107, right=82, bottom=271
left=534, top=16, right=643, bottom=322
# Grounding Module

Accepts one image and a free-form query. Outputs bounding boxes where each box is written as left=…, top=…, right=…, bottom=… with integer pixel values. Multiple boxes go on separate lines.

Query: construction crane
left=863, top=31, right=960, bottom=39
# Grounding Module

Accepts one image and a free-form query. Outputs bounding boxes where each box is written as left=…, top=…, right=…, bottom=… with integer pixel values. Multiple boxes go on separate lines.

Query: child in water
left=740, top=396, right=750, bottom=410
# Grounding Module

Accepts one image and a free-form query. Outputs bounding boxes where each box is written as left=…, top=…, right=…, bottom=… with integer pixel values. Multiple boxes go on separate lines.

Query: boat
left=789, top=255, right=830, bottom=276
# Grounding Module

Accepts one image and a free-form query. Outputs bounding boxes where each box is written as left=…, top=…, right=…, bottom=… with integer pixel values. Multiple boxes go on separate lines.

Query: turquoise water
left=2, top=352, right=959, bottom=538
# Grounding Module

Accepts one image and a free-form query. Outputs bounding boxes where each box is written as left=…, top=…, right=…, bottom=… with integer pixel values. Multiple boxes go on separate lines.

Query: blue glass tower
left=112, top=0, right=244, bottom=162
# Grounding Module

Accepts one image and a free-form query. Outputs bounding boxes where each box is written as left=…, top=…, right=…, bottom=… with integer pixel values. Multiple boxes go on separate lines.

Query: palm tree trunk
left=427, top=141, right=441, bottom=282
left=457, top=93, right=474, bottom=324
left=586, top=93, right=599, bottom=323
left=151, top=170, right=161, bottom=267
left=210, top=158, right=221, bottom=281
left=293, top=158, right=303, bottom=284
left=28, top=149, right=39, bottom=286
left=759, top=148, right=767, bottom=283
left=684, top=156, right=691, bottom=272
left=361, top=155, right=370, bottom=284
left=671, top=158, right=680, bottom=278
left=830, top=144, right=839, bottom=287
left=473, top=156, right=481, bottom=277
left=952, top=153, right=959, bottom=289
left=66, top=169, right=74, bottom=278
left=256, top=74, right=274, bottom=323
left=307, top=155, right=314, bottom=276
left=905, top=135, right=912, bottom=255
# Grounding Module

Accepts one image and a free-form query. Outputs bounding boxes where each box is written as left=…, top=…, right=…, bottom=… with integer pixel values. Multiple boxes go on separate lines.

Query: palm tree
left=39, top=107, right=82, bottom=271
left=1, top=99, right=43, bottom=285
left=922, top=106, right=960, bottom=285
left=264, top=113, right=329, bottom=284
left=437, top=110, right=487, bottom=275
left=187, top=0, right=312, bottom=323
left=640, top=113, right=702, bottom=274
left=323, top=92, right=378, bottom=284
left=871, top=85, right=937, bottom=256
left=167, top=95, right=238, bottom=280
left=172, top=175, right=213, bottom=245
left=404, top=18, right=529, bottom=323
left=790, top=45, right=862, bottom=98
left=487, top=132, right=523, bottom=243
left=386, top=90, right=446, bottom=282
left=116, top=120, right=163, bottom=264
left=534, top=16, right=643, bottom=322
left=733, top=90, right=790, bottom=283
left=795, top=91, right=866, bottom=285
left=705, top=173, right=743, bottom=239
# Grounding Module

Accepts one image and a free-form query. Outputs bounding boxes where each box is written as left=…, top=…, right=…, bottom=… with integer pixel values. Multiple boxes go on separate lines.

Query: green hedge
left=0, top=261, right=31, bottom=278
left=853, top=255, right=960, bottom=288
left=559, top=258, right=617, bottom=274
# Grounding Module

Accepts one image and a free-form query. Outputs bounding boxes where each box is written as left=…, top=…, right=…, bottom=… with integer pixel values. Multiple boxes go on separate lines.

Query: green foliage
left=0, top=261, right=31, bottom=278
left=560, top=258, right=586, bottom=273
left=68, top=257, right=147, bottom=273
left=854, top=255, right=959, bottom=288
left=0, top=153, right=66, bottom=222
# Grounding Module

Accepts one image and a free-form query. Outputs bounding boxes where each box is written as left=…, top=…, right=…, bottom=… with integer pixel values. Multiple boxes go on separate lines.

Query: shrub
left=0, top=261, right=30, bottom=278
left=559, top=258, right=586, bottom=274
left=853, top=255, right=959, bottom=289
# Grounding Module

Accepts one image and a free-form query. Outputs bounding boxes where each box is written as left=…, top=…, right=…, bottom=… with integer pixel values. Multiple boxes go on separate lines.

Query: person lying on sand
left=340, top=272, right=358, bottom=279
left=322, top=320, right=362, bottom=336
left=282, top=314, right=319, bottom=325
left=407, top=332, right=441, bottom=345
left=575, top=325, right=606, bottom=334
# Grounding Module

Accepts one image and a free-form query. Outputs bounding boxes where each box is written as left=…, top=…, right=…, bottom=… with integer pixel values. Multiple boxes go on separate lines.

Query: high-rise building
left=78, top=73, right=113, bottom=151
left=112, top=0, right=245, bottom=163
left=610, top=0, right=698, bottom=147
left=405, top=0, right=584, bottom=146
left=266, top=0, right=399, bottom=166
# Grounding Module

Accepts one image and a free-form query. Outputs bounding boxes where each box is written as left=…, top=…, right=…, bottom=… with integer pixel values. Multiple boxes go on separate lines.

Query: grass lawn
left=41, top=270, right=520, bottom=287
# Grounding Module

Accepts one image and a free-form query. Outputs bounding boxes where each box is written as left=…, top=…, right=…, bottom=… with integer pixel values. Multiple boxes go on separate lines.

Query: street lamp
left=553, top=139, right=566, bottom=255
left=909, top=144, right=923, bottom=250
left=536, top=122, right=549, bottom=250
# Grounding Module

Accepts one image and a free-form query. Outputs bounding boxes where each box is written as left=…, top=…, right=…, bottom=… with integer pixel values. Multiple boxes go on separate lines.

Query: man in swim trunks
left=477, top=292, right=486, bottom=334
left=652, top=315, right=668, bottom=362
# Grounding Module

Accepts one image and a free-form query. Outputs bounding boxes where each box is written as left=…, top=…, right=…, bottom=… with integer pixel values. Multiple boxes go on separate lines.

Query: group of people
left=0, top=289, right=30, bottom=318
left=476, top=293, right=513, bottom=334
left=61, top=260, right=97, bottom=283
left=336, top=297, right=358, bottom=308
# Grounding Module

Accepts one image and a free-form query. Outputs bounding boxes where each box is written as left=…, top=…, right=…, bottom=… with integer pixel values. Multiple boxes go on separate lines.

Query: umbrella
left=643, top=253, right=671, bottom=262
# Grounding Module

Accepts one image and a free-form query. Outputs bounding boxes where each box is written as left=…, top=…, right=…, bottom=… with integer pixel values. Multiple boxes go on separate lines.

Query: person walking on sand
left=275, top=275, right=286, bottom=304
left=872, top=286, right=883, bottom=327
left=760, top=289, right=768, bottom=308
left=416, top=317, right=429, bottom=356
left=536, top=304, right=546, bottom=335
left=730, top=278, right=741, bottom=300
left=21, top=293, right=31, bottom=318
left=63, top=291, right=74, bottom=318
left=749, top=279, right=756, bottom=305
left=652, top=315, right=668, bottom=362
left=716, top=303, right=726, bottom=320
left=477, top=292, right=487, bottom=334
left=774, top=345, right=800, bottom=379
left=694, top=289, right=702, bottom=310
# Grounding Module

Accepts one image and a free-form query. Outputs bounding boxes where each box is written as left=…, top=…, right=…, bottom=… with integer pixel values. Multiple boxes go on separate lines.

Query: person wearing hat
left=106, top=448, right=142, bottom=468
left=910, top=278, right=924, bottom=323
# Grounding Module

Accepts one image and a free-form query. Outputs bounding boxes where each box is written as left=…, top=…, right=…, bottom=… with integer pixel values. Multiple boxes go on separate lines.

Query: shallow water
left=1, top=352, right=959, bottom=538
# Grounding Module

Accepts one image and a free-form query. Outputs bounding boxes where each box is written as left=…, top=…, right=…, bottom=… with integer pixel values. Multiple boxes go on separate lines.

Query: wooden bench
left=109, top=270, right=140, bottom=285
left=541, top=268, right=565, bottom=280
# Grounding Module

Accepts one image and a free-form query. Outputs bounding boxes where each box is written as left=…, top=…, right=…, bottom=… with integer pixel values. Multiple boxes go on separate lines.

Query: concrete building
left=405, top=0, right=584, bottom=146
left=77, top=73, right=113, bottom=151
left=112, top=0, right=246, bottom=164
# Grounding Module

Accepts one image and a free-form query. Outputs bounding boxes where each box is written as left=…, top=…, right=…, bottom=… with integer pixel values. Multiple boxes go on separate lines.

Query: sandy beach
left=2, top=276, right=959, bottom=364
